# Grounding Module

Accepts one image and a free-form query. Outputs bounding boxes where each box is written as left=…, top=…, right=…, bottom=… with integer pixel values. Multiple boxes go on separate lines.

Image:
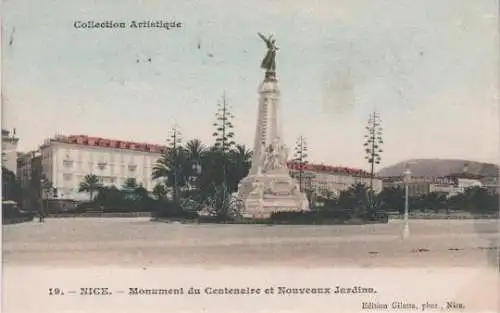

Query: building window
left=63, top=160, right=73, bottom=168
left=97, top=162, right=107, bottom=170
left=128, top=164, right=137, bottom=172
left=63, top=173, right=72, bottom=181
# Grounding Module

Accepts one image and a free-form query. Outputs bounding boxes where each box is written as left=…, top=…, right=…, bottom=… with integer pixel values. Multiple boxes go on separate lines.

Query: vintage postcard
left=1, top=0, right=499, bottom=312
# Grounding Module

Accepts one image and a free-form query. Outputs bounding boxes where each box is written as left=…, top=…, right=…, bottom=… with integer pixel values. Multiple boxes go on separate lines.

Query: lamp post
left=39, top=178, right=45, bottom=222
left=402, top=167, right=412, bottom=240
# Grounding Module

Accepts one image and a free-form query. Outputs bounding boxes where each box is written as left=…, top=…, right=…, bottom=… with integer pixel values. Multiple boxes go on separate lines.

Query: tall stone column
left=235, top=41, right=309, bottom=218
left=250, top=75, right=282, bottom=175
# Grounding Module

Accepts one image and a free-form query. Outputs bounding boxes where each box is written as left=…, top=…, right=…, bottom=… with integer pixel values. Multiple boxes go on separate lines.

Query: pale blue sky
left=2, top=0, right=499, bottom=169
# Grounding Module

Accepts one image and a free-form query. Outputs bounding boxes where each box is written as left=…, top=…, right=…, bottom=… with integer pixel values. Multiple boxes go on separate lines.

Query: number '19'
left=49, top=288, right=62, bottom=295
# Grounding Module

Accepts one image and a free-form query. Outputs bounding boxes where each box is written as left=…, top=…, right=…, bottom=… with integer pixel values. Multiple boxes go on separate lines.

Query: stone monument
left=235, top=33, right=309, bottom=219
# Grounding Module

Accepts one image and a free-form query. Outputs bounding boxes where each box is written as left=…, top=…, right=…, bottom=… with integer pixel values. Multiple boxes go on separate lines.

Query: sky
left=2, top=0, right=499, bottom=170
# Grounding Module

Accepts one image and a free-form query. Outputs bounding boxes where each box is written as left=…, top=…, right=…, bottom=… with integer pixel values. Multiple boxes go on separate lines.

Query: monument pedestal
left=237, top=168, right=309, bottom=219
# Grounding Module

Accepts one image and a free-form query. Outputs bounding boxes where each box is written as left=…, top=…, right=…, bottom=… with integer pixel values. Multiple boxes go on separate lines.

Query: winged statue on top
left=258, top=32, right=279, bottom=72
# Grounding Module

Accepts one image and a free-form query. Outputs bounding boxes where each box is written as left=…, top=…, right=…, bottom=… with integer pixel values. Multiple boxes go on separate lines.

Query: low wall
left=48, top=212, right=152, bottom=218
left=153, top=217, right=389, bottom=225
left=389, top=213, right=498, bottom=220
left=2, top=216, right=35, bottom=225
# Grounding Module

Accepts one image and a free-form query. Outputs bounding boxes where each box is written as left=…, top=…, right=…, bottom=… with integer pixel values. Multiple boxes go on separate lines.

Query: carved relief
left=262, top=138, right=287, bottom=172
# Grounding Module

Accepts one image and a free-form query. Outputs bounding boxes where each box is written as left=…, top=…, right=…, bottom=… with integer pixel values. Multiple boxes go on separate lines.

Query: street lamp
left=40, top=178, right=45, bottom=222
left=402, top=167, right=412, bottom=240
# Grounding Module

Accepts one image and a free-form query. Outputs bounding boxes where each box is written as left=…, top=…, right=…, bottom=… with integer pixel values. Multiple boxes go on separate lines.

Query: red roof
left=46, top=135, right=166, bottom=154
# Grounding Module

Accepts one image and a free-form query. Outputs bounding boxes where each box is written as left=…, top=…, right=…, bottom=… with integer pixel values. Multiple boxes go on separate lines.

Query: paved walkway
left=3, top=218, right=499, bottom=312
left=3, top=218, right=499, bottom=267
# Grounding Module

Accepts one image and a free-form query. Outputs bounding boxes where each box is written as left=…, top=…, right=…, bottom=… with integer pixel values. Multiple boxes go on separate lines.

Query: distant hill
left=378, top=159, right=499, bottom=178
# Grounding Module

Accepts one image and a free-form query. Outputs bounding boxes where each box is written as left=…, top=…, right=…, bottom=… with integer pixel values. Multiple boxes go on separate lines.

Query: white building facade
left=383, top=175, right=484, bottom=198
left=288, top=162, right=383, bottom=198
left=2, top=129, right=19, bottom=175
left=17, top=150, right=41, bottom=188
left=39, top=135, right=164, bottom=200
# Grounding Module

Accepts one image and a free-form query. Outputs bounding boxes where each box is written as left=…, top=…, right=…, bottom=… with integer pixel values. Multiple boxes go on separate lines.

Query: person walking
left=38, top=200, right=45, bottom=222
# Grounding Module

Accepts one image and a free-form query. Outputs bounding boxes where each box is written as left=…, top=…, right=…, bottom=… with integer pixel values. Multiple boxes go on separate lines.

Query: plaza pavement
left=2, top=218, right=499, bottom=312
left=3, top=217, right=499, bottom=267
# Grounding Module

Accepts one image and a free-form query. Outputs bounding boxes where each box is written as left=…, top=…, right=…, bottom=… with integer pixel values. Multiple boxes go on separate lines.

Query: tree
left=415, top=192, right=447, bottom=213
left=363, top=111, right=383, bottom=210
left=206, top=182, right=244, bottom=221
left=134, top=184, right=151, bottom=206
left=40, top=175, right=54, bottom=199
left=122, top=177, right=139, bottom=190
left=212, top=92, right=236, bottom=190
left=292, top=136, right=308, bottom=192
left=2, top=167, right=22, bottom=202
left=193, top=143, right=252, bottom=217
left=227, top=144, right=252, bottom=192
left=78, top=174, right=102, bottom=201
left=122, top=177, right=139, bottom=201
left=23, top=160, right=44, bottom=211
left=456, top=186, right=496, bottom=214
left=185, top=139, right=206, bottom=164
left=168, top=126, right=183, bottom=203
left=376, top=186, right=404, bottom=213
left=338, top=183, right=370, bottom=218
left=316, top=189, right=338, bottom=210
left=152, top=183, right=168, bottom=200
left=184, top=138, right=206, bottom=192
left=152, top=126, right=186, bottom=203
left=196, top=146, right=226, bottom=201
left=94, top=185, right=124, bottom=208
left=38, top=174, right=55, bottom=217
left=119, top=178, right=152, bottom=210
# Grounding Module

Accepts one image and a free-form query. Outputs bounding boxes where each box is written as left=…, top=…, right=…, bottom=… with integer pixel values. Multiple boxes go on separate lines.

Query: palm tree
left=152, top=139, right=251, bottom=206
left=227, top=144, right=252, bottom=192
left=152, top=146, right=188, bottom=202
left=184, top=139, right=206, bottom=191
left=197, top=146, right=227, bottom=199
left=78, top=174, right=102, bottom=201
left=185, top=139, right=206, bottom=164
